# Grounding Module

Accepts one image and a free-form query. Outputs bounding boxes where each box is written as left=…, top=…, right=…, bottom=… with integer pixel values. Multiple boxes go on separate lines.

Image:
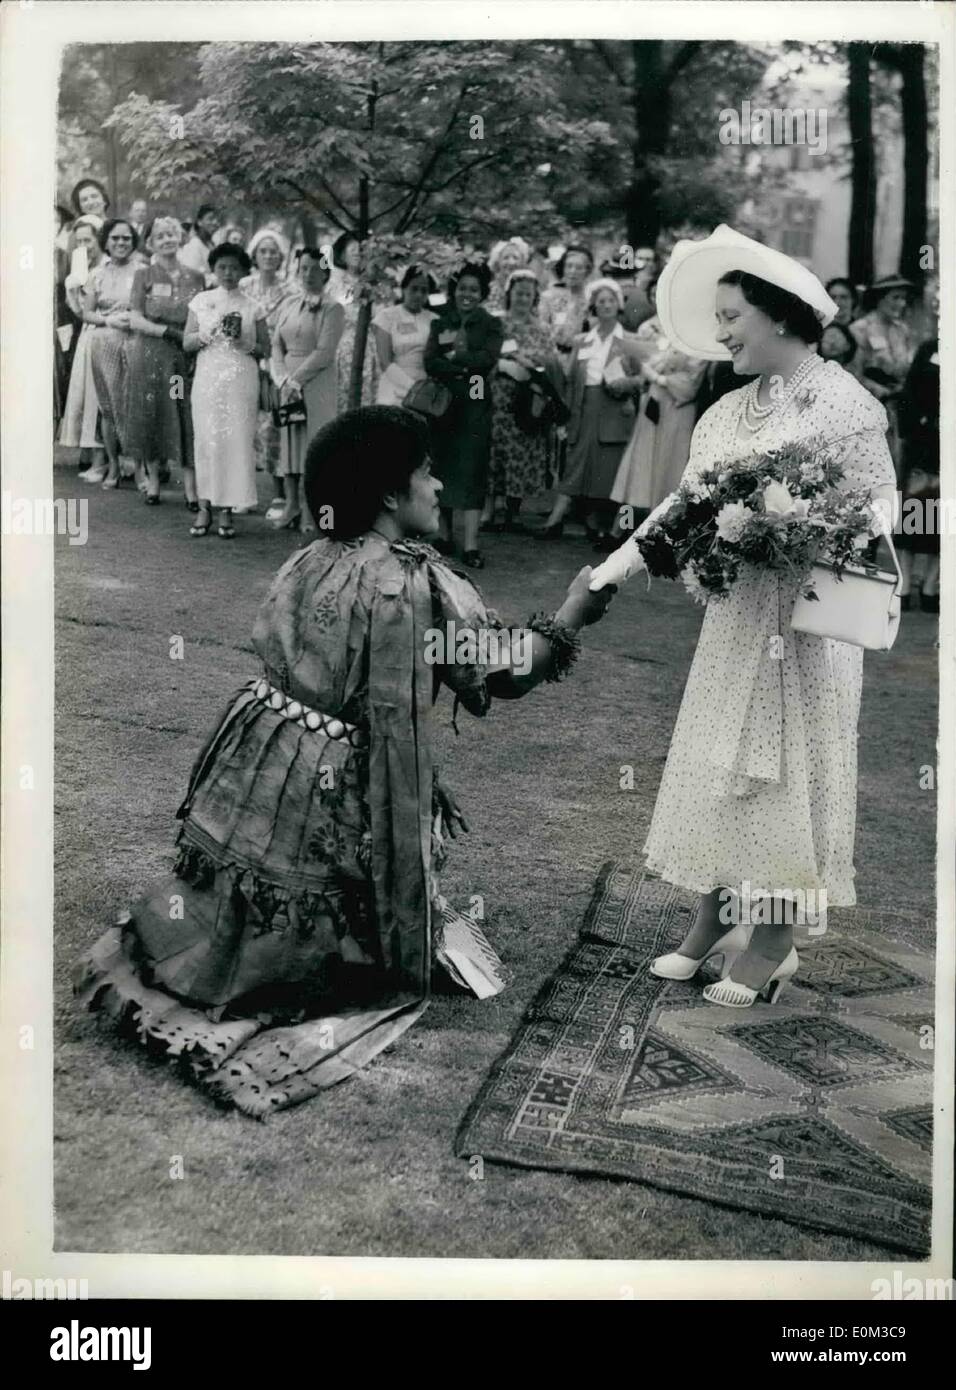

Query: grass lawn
left=53, top=457, right=939, bottom=1261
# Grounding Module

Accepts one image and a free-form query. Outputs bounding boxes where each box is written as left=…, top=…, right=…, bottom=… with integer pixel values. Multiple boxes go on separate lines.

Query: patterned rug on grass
left=456, top=862, right=934, bottom=1254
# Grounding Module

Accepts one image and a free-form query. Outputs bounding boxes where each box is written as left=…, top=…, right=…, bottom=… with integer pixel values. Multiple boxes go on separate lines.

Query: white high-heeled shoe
left=649, top=924, right=749, bottom=981
left=701, top=947, right=799, bottom=1008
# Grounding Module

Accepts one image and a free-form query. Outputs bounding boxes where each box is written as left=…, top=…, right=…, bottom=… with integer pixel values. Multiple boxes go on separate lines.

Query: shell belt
left=247, top=678, right=368, bottom=748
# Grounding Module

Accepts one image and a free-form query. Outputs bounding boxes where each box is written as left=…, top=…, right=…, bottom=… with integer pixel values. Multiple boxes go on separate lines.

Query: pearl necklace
left=740, top=353, right=819, bottom=434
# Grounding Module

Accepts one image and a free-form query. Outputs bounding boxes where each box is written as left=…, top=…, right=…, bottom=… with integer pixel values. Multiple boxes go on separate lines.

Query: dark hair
left=208, top=242, right=252, bottom=275
left=819, top=321, right=857, bottom=364
left=195, top=203, right=219, bottom=222
left=304, top=406, right=430, bottom=538
left=98, top=218, right=139, bottom=253
left=295, top=245, right=332, bottom=279
left=504, top=270, right=541, bottom=310
left=825, top=277, right=856, bottom=301
left=400, top=264, right=437, bottom=294
left=70, top=178, right=110, bottom=215
left=56, top=203, right=74, bottom=232
left=717, top=270, right=823, bottom=345
left=447, top=260, right=492, bottom=301
left=332, top=231, right=361, bottom=269
left=555, top=244, right=593, bottom=280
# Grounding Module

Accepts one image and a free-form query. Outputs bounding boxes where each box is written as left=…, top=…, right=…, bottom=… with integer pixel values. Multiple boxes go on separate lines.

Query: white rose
left=715, top=500, right=750, bottom=543
left=762, top=479, right=795, bottom=516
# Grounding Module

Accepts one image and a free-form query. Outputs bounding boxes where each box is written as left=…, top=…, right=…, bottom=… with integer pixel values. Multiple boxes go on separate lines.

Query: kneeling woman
left=75, top=407, right=611, bottom=1116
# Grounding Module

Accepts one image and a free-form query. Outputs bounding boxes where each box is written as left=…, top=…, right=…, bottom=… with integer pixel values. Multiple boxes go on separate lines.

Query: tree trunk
left=625, top=41, right=672, bottom=247
left=846, top=43, right=876, bottom=288
left=347, top=74, right=377, bottom=410
left=896, top=45, right=928, bottom=285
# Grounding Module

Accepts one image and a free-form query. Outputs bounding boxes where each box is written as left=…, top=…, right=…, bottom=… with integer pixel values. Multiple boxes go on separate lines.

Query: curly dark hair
left=97, top=218, right=139, bottom=254
left=718, top=270, right=823, bottom=345
left=554, top=244, right=594, bottom=280
left=70, top=178, right=110, bottom=216
left=332, top=231, right=362, bottom=269
left=208, top=242, right=252, bottom=275
left=447, top=260, right=492, bottom=301
left=400, top=264, right=437, bottom=294
left=304, top=406, right=431, bottom=538
left=819, top=321, right=857, bottom=365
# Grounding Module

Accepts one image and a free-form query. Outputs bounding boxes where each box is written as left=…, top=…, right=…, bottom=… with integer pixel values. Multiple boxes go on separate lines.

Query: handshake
left=558, top=565, right=617, bottom=630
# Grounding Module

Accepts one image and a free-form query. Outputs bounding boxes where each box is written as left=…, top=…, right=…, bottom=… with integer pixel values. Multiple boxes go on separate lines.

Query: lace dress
left=641, top=358, right=896, bottom=906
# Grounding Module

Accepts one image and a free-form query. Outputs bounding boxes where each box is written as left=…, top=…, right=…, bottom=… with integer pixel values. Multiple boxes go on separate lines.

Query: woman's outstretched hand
left=560, top=566, right=616, bottom=627
left=589, top=535, right=644, bottom=591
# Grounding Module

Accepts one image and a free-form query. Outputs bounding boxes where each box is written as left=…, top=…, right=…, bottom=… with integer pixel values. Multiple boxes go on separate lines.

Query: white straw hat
left=656, top=224, right=838, bottom=360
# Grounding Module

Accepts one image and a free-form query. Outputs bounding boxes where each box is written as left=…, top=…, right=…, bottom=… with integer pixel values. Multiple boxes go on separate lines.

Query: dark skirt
left=561, top=387, right=626, bottom=502
left=430, top=394, right=493, bottom=510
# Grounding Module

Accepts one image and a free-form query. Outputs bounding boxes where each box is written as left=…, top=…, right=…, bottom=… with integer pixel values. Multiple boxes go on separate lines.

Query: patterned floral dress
left=125, top=261, right=205, bottom=466
left=330, top=271, right=379, bottom=411
left=241, top=271, right=294, bottom=474
left=75, top=535, right=509, bottom=1116
left=489, top=312, right=558, bottom=499
left=83, top=259, right=138, bottom=452
left=640, top=359, right=895, bottom=906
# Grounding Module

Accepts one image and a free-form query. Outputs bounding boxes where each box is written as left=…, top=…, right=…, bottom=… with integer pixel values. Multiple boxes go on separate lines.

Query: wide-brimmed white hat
left=656, top=224, right=838, bottom=360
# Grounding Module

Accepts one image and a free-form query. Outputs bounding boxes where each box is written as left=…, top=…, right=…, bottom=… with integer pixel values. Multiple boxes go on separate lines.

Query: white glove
left=589, top=534, right=645, bottom=591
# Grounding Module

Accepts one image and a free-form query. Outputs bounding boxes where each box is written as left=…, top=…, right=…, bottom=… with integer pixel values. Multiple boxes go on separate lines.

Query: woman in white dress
left=371, top=266, right=437, bottom=406
left=58, top=215, right=106, bottom=477
left=591, top=227, right=897, bottom=1008
left=183, top=243, right=270, bottom=539
left=241, top=227, right=295, bottom=520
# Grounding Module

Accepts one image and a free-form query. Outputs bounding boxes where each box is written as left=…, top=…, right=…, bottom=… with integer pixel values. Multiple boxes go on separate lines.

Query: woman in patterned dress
left=74, top=406, right=612, bottom=1116
left=241, top=228, right=295, bottom=521
left=329, top=232, right=378, bottom=411
left=850, top=277, right=917, bottom=481
left=487, top=268, right=560, bottom=531
left=125, top=217, right=205, bottom=506
left=609, top=276, right=708, bottom=532
left=485, top=236, right=533, bottom=314
left=592, top=227, right=897, bottom=1008
left=184, top=244, right=270, bottom=540
left=81, top=218, right=140, bottom=489
left=58, top=215, right=106, bottom=479
left=270, top=247, right=345, bottom=532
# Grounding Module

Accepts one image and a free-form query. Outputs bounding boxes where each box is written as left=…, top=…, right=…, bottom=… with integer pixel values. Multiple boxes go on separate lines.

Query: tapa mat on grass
left=456, top=862, right=933, bottom=1255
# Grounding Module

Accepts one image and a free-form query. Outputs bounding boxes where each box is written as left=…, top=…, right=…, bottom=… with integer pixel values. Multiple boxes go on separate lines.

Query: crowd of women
left=54, top=178, right=940, bottom=604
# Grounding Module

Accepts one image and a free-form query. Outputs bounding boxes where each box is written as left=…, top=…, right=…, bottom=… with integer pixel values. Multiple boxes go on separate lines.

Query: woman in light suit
left=540, top=278, right=644, bottom=545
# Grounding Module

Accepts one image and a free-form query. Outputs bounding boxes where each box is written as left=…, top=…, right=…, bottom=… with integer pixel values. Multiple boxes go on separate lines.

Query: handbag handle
left=869, top=500, right=903, bottom=593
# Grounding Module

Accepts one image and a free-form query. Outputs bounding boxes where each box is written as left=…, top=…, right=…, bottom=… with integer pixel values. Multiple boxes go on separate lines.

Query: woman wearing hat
left=591, top=226, right=897, bottom=1008
left=539, top=277, right=644, bottom=544
left=850, top=276, right=917, bottom=479
left=241, top=227, right=295, bottom=518
left=486, top=237, right=533, bottom=313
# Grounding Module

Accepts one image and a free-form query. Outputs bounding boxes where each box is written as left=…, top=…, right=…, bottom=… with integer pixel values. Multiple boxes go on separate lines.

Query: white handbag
left=791, top=531, right=903, bottom=651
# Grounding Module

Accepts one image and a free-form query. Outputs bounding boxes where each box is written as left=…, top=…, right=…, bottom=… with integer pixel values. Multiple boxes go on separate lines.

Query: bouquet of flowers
left=634, top=436, right=879, bottom=605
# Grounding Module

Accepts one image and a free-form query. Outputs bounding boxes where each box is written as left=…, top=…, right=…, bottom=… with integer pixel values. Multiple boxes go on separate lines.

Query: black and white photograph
left=2, top=0, right=953, bottom=1310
